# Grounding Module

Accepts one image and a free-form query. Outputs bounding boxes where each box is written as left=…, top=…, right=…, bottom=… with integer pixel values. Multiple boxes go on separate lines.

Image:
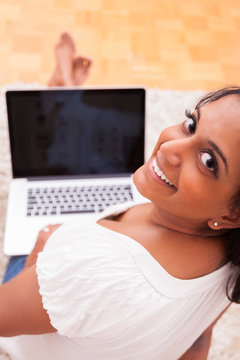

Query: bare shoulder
left=155, top=230, right=226, bottom=280
left=119, top=205, right=226, bottom=280
left=99, top=204, right=226, bottom=280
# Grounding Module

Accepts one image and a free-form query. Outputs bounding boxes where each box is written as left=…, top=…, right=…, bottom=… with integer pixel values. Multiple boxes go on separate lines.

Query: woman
left=0, top=34, right=240, bottom=360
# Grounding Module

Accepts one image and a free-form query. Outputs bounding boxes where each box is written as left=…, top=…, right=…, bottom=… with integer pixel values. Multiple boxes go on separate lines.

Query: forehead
left=198, top=95, right=240, bottom=148
left=199, top=94, right=240, bottom=124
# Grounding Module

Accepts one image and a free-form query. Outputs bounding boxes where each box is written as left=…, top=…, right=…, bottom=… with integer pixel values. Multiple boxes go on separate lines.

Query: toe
left=61, top=31, right=76, bottom=52
left=74, top=56, right=92, bottom=69
left=83, top=56, right=93, bottom=68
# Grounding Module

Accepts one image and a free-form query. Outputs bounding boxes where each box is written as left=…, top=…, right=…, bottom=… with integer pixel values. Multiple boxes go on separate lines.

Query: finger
left=37, top=224, right=62, bottom=242
left=36, top=224, right=62, bottom=243
left=39, top=223, right=62, bottom=233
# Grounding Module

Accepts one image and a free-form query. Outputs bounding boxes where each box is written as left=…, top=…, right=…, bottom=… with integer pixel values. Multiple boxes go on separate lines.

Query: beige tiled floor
left=1, top=0, right=240, bottom=90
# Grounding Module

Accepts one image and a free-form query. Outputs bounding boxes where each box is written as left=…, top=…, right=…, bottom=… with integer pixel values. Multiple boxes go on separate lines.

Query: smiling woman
left=134, top=86, right=240, bottom=299
left=0, top=83, right=240, bottom=359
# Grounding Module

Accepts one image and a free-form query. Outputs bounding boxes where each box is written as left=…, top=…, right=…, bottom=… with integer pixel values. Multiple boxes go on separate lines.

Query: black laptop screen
left=6, top=89, right=145, bottom=178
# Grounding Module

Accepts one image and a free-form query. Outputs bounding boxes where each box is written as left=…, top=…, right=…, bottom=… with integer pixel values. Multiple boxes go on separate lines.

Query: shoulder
left=159, top=232, right=226, bottom=280
left=100, top=206, right=227, bottom=281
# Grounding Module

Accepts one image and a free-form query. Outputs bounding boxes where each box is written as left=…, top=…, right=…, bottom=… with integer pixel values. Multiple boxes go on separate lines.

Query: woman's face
left=134, top=95, right=240, bottom=230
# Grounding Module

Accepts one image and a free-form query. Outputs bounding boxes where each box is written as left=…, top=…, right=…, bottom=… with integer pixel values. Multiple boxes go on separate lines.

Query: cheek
left=133, top=165, right=148, bottom=197
left=175, top=172, right=227, bottom=218
left=133, top=162, right=164, bottom=201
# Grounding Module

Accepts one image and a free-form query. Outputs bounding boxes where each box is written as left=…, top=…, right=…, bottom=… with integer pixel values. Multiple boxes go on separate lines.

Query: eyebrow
left=196, top=107, right=200, bottom=122
left=208, top=140, right=228, bottom=175
left=196, top=107, right=228, bottom=175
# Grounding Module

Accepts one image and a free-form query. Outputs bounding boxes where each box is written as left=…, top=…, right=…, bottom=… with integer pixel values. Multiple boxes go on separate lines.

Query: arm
left=179, top=304, right=231, bottom=360
left=0, top=265, right=56, bottom=336
left=178, top=327, right=213, bottom=360
left=0, top=224, right=62, bottom=337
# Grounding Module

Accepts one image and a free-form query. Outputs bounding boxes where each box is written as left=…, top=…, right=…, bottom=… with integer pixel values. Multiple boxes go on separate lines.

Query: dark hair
left=195, top=86, right=240, bottom=303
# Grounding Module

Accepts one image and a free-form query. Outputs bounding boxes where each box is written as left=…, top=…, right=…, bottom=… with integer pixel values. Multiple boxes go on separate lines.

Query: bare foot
left=48, top=32, right=76, bottom=87
left=73, top=56, right=92, bottom=85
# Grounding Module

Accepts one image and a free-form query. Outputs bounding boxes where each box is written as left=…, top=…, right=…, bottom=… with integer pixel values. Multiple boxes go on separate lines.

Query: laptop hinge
left=26, top=174, right=132, bottom=181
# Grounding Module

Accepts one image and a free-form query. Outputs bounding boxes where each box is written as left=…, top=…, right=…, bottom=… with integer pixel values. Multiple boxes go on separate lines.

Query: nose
left=159, top=138, right=191, bottom=168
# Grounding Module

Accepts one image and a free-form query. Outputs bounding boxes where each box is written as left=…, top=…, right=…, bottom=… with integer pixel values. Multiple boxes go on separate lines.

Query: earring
left=214, top=222, right=218, bottom=227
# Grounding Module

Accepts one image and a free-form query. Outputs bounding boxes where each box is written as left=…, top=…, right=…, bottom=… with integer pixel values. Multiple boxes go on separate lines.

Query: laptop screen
left=6, top=89, right=145, bottom=178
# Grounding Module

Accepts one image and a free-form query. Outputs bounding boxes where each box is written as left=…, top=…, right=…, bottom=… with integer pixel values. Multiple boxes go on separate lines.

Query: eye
left=184, top=118, right=196, bottom=134
left=183, top=110, right=197, bottom=134
left=200, top=151, right=218, bottom=176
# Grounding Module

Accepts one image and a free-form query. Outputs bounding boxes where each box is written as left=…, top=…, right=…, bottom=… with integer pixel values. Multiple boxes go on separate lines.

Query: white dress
left=0, top=202, right=233, bottom=360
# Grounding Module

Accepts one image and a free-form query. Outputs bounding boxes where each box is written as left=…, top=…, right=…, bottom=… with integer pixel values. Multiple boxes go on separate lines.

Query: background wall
left=0, top=0, right=240, bottom=90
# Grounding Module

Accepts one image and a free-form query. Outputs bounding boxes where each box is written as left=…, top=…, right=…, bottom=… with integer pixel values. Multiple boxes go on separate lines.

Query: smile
left=152, top=159, right=174, bottom=187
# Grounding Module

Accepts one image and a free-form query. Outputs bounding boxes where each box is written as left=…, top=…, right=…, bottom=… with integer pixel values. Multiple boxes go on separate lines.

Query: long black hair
left=195, top=86, right=240, bottom=303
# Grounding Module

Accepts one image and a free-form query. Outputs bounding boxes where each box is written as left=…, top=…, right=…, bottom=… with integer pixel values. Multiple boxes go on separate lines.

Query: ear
left=208, top=210, right=240, bottom=230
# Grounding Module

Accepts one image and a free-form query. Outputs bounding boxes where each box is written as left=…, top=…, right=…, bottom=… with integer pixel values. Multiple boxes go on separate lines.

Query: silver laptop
left=4, top=87, right=146, bottom=255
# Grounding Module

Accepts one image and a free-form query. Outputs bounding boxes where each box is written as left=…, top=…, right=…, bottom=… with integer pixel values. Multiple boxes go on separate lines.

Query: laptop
left=4, top=87, right=146, bottom=255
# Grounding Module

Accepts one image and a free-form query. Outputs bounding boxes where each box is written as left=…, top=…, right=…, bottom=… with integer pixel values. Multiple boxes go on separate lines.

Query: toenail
left=82, top=59, right=89, bottom=67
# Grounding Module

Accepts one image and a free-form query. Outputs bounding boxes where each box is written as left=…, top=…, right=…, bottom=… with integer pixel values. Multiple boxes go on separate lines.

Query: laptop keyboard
left=27, top=184, right=133, bottom=217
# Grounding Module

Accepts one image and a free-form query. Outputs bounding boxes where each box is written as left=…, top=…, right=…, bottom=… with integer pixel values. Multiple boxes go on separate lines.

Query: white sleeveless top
left=0, top=202, right=233, bottom=360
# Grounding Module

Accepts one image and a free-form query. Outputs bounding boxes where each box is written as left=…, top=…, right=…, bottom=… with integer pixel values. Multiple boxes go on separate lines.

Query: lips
left=152, top=159, right=173, bottom=185
left=151, top=158, right=177, bottom=190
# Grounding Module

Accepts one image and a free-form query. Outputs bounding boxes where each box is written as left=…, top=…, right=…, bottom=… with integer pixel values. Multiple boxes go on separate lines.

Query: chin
left=133, top=164, right=151, bottom=200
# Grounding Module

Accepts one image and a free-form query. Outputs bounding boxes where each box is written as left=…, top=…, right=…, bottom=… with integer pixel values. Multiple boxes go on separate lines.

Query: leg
left=2, top=256, right=27, bottom=284
left=48, top=32, right=92, bottom=87
left=48, top=32, right=75, bottom=86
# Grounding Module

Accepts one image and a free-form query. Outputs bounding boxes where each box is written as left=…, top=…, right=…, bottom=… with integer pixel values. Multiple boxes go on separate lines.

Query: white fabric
left=0, top=202, right=233, bottom=360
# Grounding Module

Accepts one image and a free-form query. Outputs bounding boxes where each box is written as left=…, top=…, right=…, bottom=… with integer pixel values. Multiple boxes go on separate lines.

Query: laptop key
left=28, top=201, right=37, bottom=205
left=61, top=209, right=95, bottom=214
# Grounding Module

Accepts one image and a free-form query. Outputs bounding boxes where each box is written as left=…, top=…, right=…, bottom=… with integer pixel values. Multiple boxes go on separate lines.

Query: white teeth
left=152, top=159, right=174, bottom=186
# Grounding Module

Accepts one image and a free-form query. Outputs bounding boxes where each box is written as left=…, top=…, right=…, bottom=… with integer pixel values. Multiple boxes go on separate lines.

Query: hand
left=24, top=224, right=62, bottom=269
